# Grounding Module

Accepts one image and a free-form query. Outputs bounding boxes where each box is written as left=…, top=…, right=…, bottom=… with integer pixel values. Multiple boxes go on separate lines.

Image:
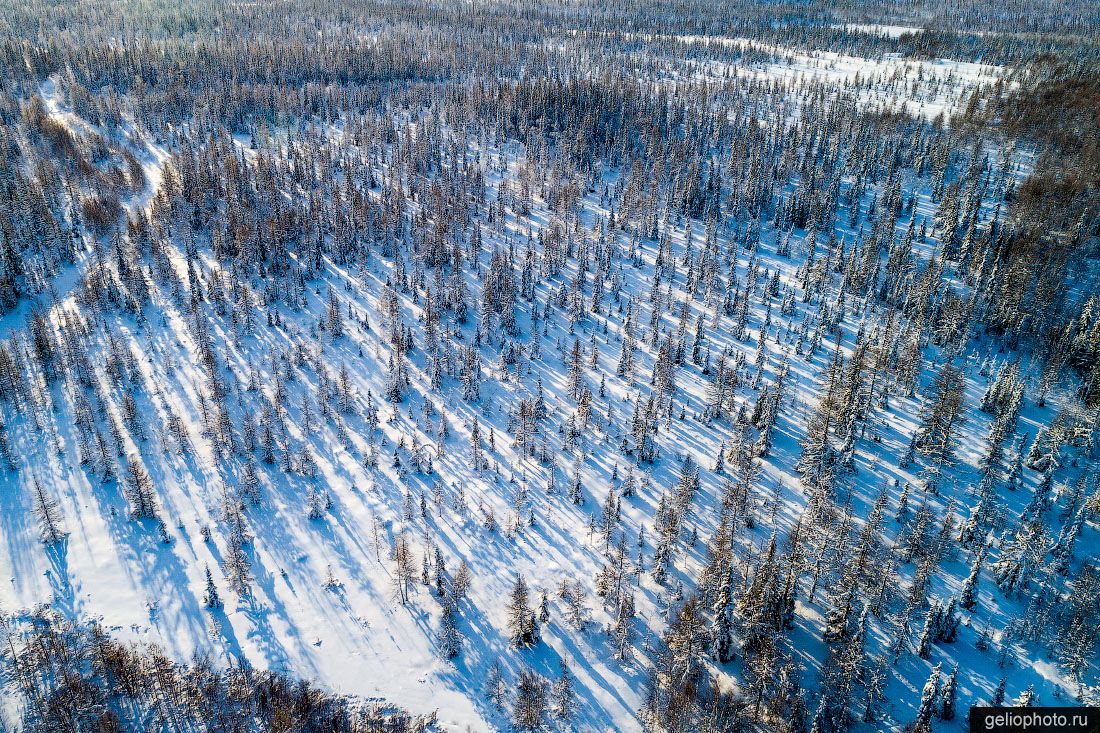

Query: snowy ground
left=661, top=38, right=1003, bottom=121
left=838, top=24, right=926, bottom=39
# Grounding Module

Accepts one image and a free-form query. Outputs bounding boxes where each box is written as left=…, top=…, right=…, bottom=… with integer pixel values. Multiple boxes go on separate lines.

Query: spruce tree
left=552, top=656, right=577, bottom=721
left=507, top=575, right=539, bottom=646
left=202, top=564, right=222, bottom=608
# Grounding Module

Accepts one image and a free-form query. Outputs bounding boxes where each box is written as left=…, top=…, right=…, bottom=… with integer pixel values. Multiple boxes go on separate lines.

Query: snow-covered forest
left=0, top=0, right=1098, bottom=730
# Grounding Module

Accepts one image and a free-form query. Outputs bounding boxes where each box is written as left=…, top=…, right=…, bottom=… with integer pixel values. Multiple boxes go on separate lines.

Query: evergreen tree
left=916, top=365, right=966, bottom=464
left=941, top=664, right=958, bottom=720
left=438, top=599, right=462, bottom=660
left=552, top=656, right=578, bottom=721
left=513, top=668, right=548, bottom=731
left=507, top=575, right=539, bottom=646
left=485, top=659, right=508, bottom=713
left=989, top=676, right=1006, bottom=705
left=960, top=547, right=985, bottom=611
left=31, top=479, right=65, bottom=544
left=124, top=457, right=159, bottom=520
left=202, top=564, right=222, bottom=608
left=913, top=664, right=941, bottom=733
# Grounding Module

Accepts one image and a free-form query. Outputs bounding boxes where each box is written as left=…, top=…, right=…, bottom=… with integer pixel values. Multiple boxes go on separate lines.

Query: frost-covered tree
left=31, top=479, right=65, bottom=544
left=507, top=574, right=539, bottom=647
left=552, top=656, right=577, bottom=721
left=124, top=457, right=159, bottom=520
